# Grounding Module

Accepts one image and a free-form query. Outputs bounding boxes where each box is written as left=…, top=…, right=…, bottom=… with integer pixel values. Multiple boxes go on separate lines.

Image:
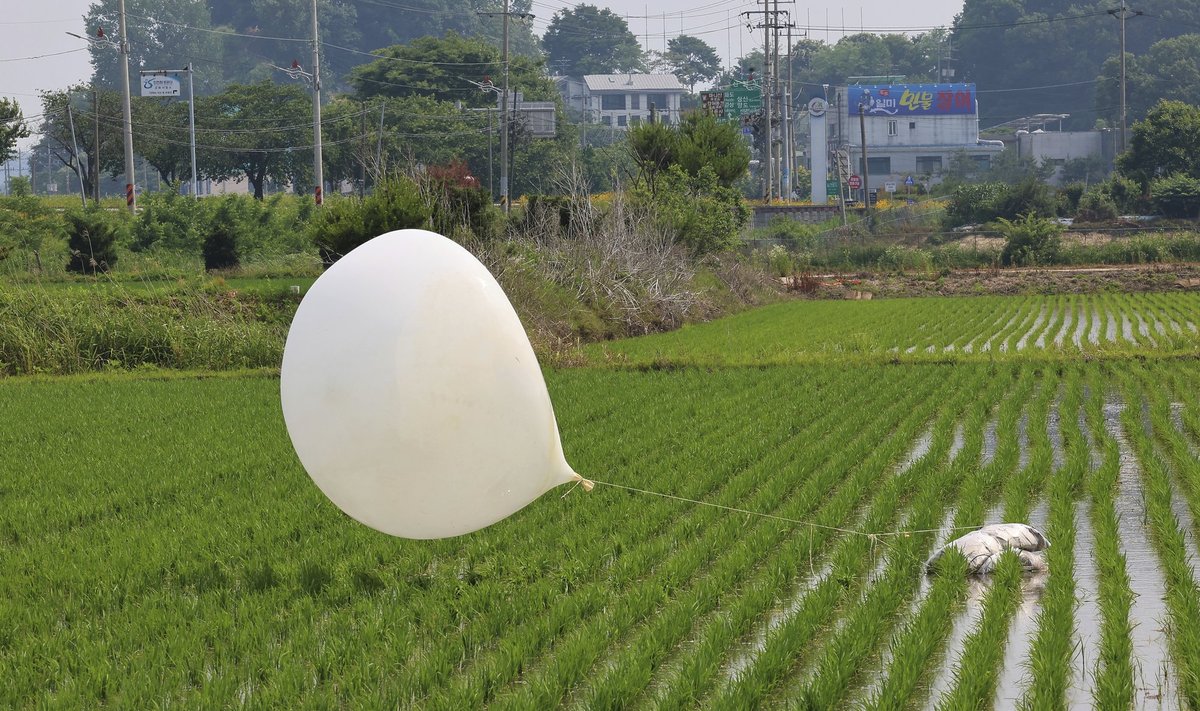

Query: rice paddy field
left=3, top=292, right=1200, bottom=709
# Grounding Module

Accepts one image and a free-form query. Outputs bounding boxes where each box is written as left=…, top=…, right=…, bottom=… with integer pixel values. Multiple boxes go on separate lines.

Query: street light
left=68, top=20, right=136, bottom=211
left=272, top=57, right=323, bottom=205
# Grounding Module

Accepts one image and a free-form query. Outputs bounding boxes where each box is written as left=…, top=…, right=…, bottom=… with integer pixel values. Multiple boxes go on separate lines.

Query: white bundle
left=926, top=523, right=1050, bottom=575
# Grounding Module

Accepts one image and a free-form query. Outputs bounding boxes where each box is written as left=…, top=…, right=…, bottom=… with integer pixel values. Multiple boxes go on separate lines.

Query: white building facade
left=574, top=74, right=685, bottom=128
left=828, top=83, right=1004, bottom=193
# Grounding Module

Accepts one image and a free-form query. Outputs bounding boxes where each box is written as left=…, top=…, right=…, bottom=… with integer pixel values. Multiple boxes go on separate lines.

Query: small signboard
left=868, top=189, right=879, bottom=206
left=847, top=174, right=862, bottom=190
left=904, top=175, right=915, bottom=186
left=140, top=71, right=181, bottom=97
left=884, top=180, right=897, bottom=193
left=826, top=178, right=840, bottom=197
left=700, top=91, right=725, bottom=117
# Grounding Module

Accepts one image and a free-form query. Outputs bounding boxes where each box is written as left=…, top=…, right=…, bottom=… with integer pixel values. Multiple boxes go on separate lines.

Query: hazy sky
left=4, top=0, right=963, bottom=149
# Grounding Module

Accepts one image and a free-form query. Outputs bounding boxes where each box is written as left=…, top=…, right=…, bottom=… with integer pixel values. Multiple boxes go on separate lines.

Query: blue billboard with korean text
left=847, top=84, right=976, bottom=116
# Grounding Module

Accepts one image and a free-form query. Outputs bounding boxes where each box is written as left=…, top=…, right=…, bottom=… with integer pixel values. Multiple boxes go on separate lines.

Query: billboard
left=700, top=91, right=725, bottom=117
left=847, top=84, right=975, bottom=116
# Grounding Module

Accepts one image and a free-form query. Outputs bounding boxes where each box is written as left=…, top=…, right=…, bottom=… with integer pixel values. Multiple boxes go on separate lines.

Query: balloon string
left=579, top=477, right=987, bottom=540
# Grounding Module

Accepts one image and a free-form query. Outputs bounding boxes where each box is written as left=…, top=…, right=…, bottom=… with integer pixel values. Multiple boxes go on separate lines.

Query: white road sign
left=140, top=73, right=181, bottom=97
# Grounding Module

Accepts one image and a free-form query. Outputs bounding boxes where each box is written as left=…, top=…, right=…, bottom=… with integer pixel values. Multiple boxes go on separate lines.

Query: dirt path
left=798, top=263, right=1200, bottom=299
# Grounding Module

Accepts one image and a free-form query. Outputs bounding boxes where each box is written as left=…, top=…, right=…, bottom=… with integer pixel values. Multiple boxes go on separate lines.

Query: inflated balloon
left=280, top=229, right=588, bottom=539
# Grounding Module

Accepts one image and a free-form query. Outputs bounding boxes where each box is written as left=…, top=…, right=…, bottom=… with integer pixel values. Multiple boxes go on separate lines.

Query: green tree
left=662, top=35, right=722, bottom=93
left=1097, top=35, right=1200, bottom=126
left=636, top=165, right=748, bottom=255
left=542, top=5, right=645, bottom=76
left=627, top=121, right=677, bottom=193
left=197, top=81, right=313, bottom=199
left=36, top=87, right=125, bottom=199
left=0, top=98, right=28, bottom=163
left=674, top=112, right=750, bottom=187
left=1116, top=100, right=1200, bottom=190
left=1150, top=173, right=1200, bottom=218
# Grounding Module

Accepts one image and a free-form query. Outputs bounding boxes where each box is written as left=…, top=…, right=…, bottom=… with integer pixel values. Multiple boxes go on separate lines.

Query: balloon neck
left=570, top=472, right=595, bottom=492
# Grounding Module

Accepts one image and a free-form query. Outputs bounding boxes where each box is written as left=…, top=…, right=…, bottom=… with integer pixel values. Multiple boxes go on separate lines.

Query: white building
left=826, top=83, right=1004, bottom=193
left=558, top=74, right=685, bottom=128
left=1016, top=128, right=1114, bottom=185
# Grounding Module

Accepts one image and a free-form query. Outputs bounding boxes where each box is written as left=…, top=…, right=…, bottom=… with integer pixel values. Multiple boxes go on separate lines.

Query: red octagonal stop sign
left=848, top=175, right=862, bottom=190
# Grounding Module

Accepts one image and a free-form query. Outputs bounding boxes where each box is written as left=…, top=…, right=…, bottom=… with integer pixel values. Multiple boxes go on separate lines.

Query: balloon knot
left=572, top=473, right=595, bottom=492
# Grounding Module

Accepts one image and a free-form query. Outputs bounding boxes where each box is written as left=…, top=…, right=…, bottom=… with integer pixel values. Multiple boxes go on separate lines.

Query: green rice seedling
left=1081, top=370, right=1136, bottom=709
left=935, top=552, right=1025, bottom=710
left=1022, top=370, right=1087, bottom=708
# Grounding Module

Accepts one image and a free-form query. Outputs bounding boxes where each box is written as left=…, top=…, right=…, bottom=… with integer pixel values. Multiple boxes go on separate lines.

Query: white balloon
left=280, top=229, right=582, bottom=539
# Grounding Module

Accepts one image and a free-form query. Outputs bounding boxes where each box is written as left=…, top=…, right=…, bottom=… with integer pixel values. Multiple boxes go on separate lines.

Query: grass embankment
left=0, top=252, right=778, bottom=376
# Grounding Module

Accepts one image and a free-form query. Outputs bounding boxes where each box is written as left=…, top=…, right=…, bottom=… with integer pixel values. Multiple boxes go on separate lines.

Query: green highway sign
left=826, top=178, right=840, bottom=197
left=724, top=87, right=763, bottom=118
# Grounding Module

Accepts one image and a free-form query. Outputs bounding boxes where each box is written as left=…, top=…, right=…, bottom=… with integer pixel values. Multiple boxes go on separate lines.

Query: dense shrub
left=637, top=165, right=749, bottom=255
left=1150, top=173, right=1200, bottom=219
left=998, top=213, right=1063, bottom=266
left=307, top=175, right=429, bottom=267
left=1075, top=190, right=1119, bottom=222
left=131, top=188, right=203, bottom=253
left=203, top=200, right=241, bottom=271
left=65, top=208, right=124, bottom=274
left=994, top=178, right=1057, bottom=221
left=942, top=182, right=1004, bottom=226
left=1095, top=174, right=1145, bottom=214
left=1057, top=182, right=1085, bottom=215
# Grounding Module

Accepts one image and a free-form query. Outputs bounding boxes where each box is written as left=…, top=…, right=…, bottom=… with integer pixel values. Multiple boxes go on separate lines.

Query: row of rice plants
left=1021, top=370, right=1088, bottom=708
left=1080, top=370, right=1137, bottom=708
left=487, top=366, right=958, bottom=709
left=857, top=393, right=993, bottom=711
left=702, top=366, right=994, bottom=709
left=929, top=370, right=1040, bottom=709
left=782, top=373, right=1012, bottom=709
left=1119, top=365, right=1200, bottom=706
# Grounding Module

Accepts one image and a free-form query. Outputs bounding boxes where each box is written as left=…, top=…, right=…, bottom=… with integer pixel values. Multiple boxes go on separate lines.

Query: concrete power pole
left=117, top=0, right=136, bottom=211
left=1108, top=2, right=1142, bottom=153
left=312, top=0, right=324, bottom=205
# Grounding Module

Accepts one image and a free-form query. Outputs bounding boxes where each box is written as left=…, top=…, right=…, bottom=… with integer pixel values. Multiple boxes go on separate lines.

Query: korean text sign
left=847, top=84, right=975, bottom=116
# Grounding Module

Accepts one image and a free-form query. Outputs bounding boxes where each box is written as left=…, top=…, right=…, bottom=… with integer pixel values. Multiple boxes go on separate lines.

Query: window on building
left=630, top=115, right=641, bottom=125
left=971, top=154, right=991, bottom=170
left=909, top=121, right=916, bottom=130
left=862, top=157, right=891, bottom=174
left=646, top=93, right=669, bottom=111
left=617, top=114, right=628, bottom=127
left=601, top=115, right=612, bottom=126
left=888, top=120, right=898, bottom=136
left=630, top=94, right=641, bottom=110
left=600, top=94, right=625, bottom=110
left=916, top=155, right=943, bottom=174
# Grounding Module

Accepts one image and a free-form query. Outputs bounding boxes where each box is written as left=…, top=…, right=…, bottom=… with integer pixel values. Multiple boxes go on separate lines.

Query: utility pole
left=859, top=102, right=870, bottom=224
left=66, top=102, right=87, bottom=208
left=311, top=0, right=324, bottom=205
left=186, top=65, right=197, bottom=199
left=742, top=2, right=791, bottom=202
left=763, top=0, right=771, bottom=202
left=92, top=87, right=100, bottom=204
left=479, top=5, right=533, bottom=213
left=1108, top=2, right=1142, bottom=153
left=117, top=0, right=136, bottom=211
